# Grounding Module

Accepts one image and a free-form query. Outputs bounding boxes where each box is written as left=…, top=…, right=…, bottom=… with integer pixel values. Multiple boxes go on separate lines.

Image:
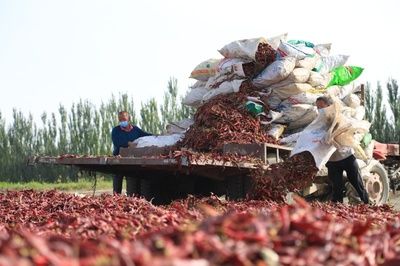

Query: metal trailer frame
left=29, top=143, right=292, bottom=203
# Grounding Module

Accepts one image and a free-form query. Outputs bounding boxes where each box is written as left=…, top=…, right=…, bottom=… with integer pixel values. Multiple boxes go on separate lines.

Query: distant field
left=0, top=178, right=112, bottom=191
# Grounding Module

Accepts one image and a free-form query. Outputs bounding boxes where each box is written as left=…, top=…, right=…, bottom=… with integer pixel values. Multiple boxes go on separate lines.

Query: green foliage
left=140, top=98, right=163, bottom=134
left=386, top=79, right=400, bottom=143
left=0, top=178, right=112, bottom=191
left=365, top=79, right=400, bottom=143
left=0, top=78, right=192, bottom=182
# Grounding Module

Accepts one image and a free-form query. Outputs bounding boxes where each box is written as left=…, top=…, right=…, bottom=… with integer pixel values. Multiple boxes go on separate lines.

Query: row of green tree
left=0, top=78, right=192, bottom=182
left=0, top=78, right=398, bottom=182
left=365, top=79, right=399, bottom=143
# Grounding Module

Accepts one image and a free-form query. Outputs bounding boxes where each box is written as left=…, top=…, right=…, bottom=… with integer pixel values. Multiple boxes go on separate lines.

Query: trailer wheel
left=226, top=176, right=244, bottom=200
left=346, top=162, right=390, bottom=205
left=364, top=162, right=390, bottom=205
left=139, top=179, right=153, bottom=201
left=126, top=177, right=139, bottom=197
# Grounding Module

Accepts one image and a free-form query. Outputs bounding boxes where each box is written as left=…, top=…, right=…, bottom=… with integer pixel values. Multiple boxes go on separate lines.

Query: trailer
left=30, top=143, right=291, bottom=204
left=30, top=141, right=400, bottom=205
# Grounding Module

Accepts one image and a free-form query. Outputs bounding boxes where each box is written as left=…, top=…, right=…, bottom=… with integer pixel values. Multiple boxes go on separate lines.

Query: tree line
left=0, top=78, right=192, bottom=182
left=0, top=78, right=398, bottom=182
left=365, top=79, right=399, bottom=143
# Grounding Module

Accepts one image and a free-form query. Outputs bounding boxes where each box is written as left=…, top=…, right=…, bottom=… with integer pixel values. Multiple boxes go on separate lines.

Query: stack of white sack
left=253, top=38, right=364, bottom=140
left=183, top=34, right=288, bottom=107
left=183, top=34, right=367, bottom=149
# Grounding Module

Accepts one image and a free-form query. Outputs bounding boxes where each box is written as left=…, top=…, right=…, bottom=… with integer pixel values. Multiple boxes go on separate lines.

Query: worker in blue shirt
left=111, top=111, right=152, bottom=194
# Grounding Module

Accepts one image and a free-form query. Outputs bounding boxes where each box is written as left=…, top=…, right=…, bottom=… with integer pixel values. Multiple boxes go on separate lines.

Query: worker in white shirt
left=316, top=96, right=369, bottom=204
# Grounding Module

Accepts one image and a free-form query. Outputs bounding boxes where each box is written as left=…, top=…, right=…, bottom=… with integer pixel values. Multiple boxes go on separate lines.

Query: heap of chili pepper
left=249, top=152, right=319, bottom=201
left=179, top=81, right=278, bottom=152
left=1, top=191, right=400, bottom=265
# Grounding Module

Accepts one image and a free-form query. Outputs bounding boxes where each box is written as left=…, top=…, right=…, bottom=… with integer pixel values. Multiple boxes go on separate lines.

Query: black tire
left=139, top=179, right=153, bottom=201
left=346, top=162, right=390, bottom=205
left=366, top=162, right=390, bottom=205
left=126, top=177, right=139, bottom=197
left=226, top=176, right=244, bottom=200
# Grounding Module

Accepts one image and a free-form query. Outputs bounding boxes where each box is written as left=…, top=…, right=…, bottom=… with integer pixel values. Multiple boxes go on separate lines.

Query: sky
left=0, top=0, right=399, bottom=124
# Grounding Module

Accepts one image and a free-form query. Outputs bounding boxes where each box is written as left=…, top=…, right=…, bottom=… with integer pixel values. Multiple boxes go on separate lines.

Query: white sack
left=343, top=93, right=361, bottom=108
left=284, top=92, right=320, bottom=105
left=267, top=33, right=288, bottom=50
left=275, top=104, right=316, bottom=123
left=253, top=57, right=296, bottom=88
left=291, top=103, right=340, bottom=169
left=308, top=71, right=332, bottom=89
left=271, top=83, right=313, bottom=100
left=218, top=37, right=266, bottom=60
left=183, top=87, right=209, bottom=107
left=296, top=56, right=320, bottom=70
left=277, top=41, right=316, bottom=59
left=315, top=55, right=349, bottom=74
left=133, top=134, right=183, bottom=148
left=190, top=58, right=221, bottom=81
left=267, top=124, right=286, bottom=140
left=202, top=79, right=243, bottom=102
left=314, top=43, right=332, bottom=57
left=166, top=119, right=194, bottom=134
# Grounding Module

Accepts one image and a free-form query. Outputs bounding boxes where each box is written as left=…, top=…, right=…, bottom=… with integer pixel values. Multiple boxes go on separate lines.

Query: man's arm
left=135, top=127, right=153, bottom=138
left=111, top=127, right=119, bottom=155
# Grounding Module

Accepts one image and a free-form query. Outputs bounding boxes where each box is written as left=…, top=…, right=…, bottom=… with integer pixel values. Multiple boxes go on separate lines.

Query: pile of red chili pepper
left=249, top=152, right=319, bottom=201
left=254, top=41, right=276, bottom=68
left=1, top=190, right=400, bottom=265
left=0, top=190, right=400, bottom=265
left=179, top=81, right=277, bottom=152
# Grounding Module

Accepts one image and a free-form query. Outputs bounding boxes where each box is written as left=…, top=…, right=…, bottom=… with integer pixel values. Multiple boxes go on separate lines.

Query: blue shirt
left=111, top=125, right=152, bottom=155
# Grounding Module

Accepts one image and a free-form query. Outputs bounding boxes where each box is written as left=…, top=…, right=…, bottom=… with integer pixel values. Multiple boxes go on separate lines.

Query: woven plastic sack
left=190, top=80, right=207, bottom=89
left=253, top=57, right=296, bottom=88
left=261, top=68, right=310, bottom=93
left=287, top=68, right=311, bottom=83
left=134, top=134, right=184, bottom=148
left=284, top=92, right=321, bottom=105
left=342, top=93, right=361, bottom=108
left=296, top=55, right=320, bottom=70
left=275, top=104, right=315, bottom=124
left=326, top=85, right=355, bottom=99
left=308, top=71, right=332, bottom=89
left=267, top=33, right=288, bottom=50
left=291, top=102, right=340, bottom=169
left=219, top=37, right=265, bottom=61
left=202, top=79, right=244, bottom=102
left=287, top=39, right=315, bottom=48
left=271, top=83, right=313, bottom=100
left=190, top=59, right=221, bottom=81
left=277, top=40, right=316, bottom=59
left=314, top=55, right=349, bottom=74
left=183, top=87, right=209, bottom=107
left=216, top=58, right=256, bottom=78
left=166, top=119, right=194, bottom=134
left=267, top=124, right=286, bottom=140
left=314, top=43, right=332, bottom=56
left=287, top=108, right=318, bottom=130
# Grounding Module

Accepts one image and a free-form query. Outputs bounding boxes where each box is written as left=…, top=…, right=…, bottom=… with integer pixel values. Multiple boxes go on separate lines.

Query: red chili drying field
left=1, top=190, right=400, bottom=266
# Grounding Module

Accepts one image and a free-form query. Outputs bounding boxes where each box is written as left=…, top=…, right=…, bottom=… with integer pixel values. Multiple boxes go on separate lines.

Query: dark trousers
left=113, top=175, right=136, bottom=196
left=113, top=175, right=124, bottom=194
left=326, top=155, right=369, bottom=204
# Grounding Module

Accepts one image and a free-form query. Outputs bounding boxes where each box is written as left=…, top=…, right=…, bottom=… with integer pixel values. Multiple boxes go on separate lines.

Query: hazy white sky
left=0, top=0, right=399, bottom=123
